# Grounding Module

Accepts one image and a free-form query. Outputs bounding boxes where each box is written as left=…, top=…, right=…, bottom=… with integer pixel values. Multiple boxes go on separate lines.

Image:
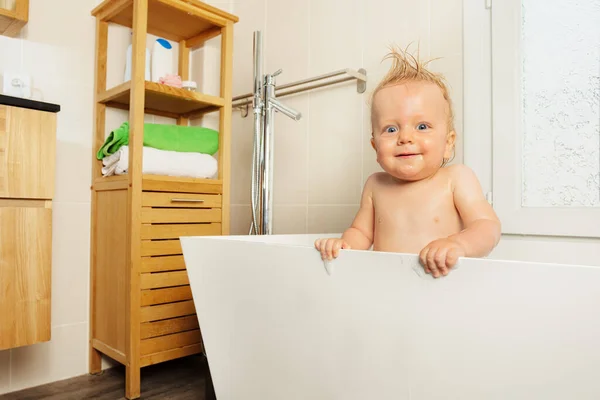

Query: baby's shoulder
left=442, top=163, right=481, bottom=190
left=364, top=172, right=393, bottom=188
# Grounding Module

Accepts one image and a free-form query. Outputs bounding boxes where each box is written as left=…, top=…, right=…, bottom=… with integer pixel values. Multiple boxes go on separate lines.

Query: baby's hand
left=419, top=238, right=466, bottom=278
left=314, top=238, right=351, bottom=261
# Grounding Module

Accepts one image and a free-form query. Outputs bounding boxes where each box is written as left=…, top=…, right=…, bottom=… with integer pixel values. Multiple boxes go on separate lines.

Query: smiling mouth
left=396, top=153, right=420, bottom=158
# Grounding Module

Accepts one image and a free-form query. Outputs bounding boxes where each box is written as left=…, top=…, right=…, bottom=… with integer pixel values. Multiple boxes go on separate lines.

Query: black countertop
left=0, top=94, right=60, bottom=113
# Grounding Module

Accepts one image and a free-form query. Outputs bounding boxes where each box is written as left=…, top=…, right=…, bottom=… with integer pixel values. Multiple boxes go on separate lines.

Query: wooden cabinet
left=0, top=105, right=56, bottom=198
left=0, top=100, right=59, bottom=351
left=0, top=201, right=52, bottom=350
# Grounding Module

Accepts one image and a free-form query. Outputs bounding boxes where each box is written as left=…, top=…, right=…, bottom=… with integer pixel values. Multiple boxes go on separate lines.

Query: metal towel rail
left=233, top=68, right=367, bottom=117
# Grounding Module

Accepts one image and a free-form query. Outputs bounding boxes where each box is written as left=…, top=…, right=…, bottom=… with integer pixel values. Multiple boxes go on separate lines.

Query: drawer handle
left=170, top=198, right=205, bottom=203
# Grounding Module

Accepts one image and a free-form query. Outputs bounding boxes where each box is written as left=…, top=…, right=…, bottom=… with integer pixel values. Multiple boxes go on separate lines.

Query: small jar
left=182, top=80, right=197, bottom=92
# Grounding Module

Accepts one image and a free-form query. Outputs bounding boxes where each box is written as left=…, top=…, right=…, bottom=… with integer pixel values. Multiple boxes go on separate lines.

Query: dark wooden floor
left=0, top=355, right=215, bottom=400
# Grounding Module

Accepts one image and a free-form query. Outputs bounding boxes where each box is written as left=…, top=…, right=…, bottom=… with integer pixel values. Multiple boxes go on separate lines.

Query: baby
left=315, top=48, right=501, bottom=278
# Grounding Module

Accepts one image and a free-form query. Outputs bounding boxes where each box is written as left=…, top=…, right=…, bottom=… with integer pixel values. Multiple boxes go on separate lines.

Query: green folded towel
left=96, top=122, right=219, bottom=160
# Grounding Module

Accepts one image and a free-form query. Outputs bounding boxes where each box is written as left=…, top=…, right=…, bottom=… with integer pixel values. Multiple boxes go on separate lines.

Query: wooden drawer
left=142, top=175, right=222, bottom=194
left=141, top=239, right=182, bottom=256
left=140, top=329, right=202, bottom=356
left=141, top=208, right=221, bottom=223
left=142, top=192, right=221, bottom=208
left=141, top=270, right=189, bottom=290
left=141, top=315, right=199, bottom=339
left=141, top=255, right=186, bottom=273
left=141, top=222, right=221, bottom=240
left=141, top=285, right=193, bottom=306
left=140, top=300, right=196, bottom=323
left=0, top=105, right=56, bottom=199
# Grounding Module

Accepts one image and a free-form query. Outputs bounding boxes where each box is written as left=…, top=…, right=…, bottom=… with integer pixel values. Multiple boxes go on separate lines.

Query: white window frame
left=463, top=0, right=600, bottom=238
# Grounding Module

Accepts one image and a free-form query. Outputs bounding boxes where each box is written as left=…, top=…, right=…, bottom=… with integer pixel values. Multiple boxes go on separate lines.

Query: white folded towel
left=102, top=145, right=218, bottom=179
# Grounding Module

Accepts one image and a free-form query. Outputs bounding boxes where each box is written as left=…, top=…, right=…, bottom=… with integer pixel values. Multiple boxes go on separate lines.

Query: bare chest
left=371, top=181, right=462, bottom=252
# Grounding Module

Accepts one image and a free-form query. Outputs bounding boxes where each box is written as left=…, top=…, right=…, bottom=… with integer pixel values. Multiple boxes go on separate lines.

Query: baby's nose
left=397, top=130, right=414, bottom=144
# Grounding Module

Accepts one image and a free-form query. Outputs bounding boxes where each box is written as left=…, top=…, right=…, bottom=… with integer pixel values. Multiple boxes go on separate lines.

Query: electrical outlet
left=2, top=72, right=32, bottom=99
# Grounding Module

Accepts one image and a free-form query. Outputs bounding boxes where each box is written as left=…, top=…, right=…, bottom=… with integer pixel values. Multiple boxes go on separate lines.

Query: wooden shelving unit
left=0, top=0, right=28, bottom=37
left=88, top=1, right=238, bottom=399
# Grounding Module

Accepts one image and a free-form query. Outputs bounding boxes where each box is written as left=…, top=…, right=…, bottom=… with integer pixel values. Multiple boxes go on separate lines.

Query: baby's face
left=370, top=81, right=455, bottom=181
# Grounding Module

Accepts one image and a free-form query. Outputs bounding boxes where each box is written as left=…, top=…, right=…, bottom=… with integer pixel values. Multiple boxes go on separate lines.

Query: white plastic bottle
left=124, top=32, right=151, bottom=82
left=151, top=38, right=173, bottom=82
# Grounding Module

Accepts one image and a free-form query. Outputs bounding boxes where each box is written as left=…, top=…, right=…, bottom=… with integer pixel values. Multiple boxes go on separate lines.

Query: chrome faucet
left=264, top=69, right=302, bottom=121
left=249, top=31, right=303, bottom=236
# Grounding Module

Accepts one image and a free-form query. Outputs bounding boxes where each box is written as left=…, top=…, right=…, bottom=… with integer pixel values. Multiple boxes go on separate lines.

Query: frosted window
left=521, top=0, right=600, bottom=207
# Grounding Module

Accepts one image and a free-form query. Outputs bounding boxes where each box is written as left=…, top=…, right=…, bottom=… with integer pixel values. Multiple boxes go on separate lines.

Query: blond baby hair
left=371, top=45, right=455, bottom=134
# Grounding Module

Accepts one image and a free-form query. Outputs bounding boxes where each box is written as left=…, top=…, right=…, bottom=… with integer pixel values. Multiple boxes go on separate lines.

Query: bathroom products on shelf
left=151, top=38, right=173, bottom=82
left=182, top=80, right=197, bottom=92
left=159, top=74, right=182, bottom=88
left=124, top=32, right=151, bottom=82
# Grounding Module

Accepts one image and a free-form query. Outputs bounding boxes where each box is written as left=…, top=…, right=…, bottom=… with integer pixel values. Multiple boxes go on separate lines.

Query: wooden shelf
left=98, top=81, right=224, bottom=118
left=91, top=0, right=238, bottom=47
left=0, top=0, right=28, bottom=37
left=93, top=174, right=223, bottom=194
left=143, top=174, right=223, bottom=194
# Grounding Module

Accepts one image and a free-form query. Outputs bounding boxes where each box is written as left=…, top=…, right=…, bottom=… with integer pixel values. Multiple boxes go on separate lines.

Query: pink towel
left=159, top=74, right=182, bottom=88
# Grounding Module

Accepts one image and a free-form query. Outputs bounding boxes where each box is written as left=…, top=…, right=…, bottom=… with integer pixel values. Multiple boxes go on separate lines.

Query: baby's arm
left=315, top=176, right=375, bottom=259
left=449, top=165, right=501, bottom=257
left=419, top=165, right=500, bottom=277
left=342, top=175, right=376, bottom=249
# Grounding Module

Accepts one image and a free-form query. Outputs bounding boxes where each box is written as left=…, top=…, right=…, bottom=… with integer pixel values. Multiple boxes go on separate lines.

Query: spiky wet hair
left=370, top=45, right=455, bottom=134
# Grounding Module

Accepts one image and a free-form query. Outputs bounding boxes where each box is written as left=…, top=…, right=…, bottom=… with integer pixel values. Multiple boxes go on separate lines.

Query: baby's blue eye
left=386, top=126, right=398, bottom=133
left=417, top=123, right=428, bottom=130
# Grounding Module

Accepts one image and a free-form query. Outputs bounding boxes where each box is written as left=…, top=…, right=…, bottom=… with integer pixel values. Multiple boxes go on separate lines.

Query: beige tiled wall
left=228, top=0, right=464, bottom=235
left=0, top=0, right=463, bottom=394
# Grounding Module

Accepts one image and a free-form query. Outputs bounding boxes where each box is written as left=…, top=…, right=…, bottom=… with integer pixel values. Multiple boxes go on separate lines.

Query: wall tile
left=0, top=350, right=9, bottom=394
left=363, top=0, right=430, bottom=69
left=106, top=25, right=132, bottom=90
left=428, top=53, right=464, bottom=164
left=0, top=37, right=22, bottom=92
left=309, top=0, right=361, bottom=75
left=21, top=1, right=95, bottom=87
left=190, top=47, right=205, bottom=90
left=308, top=85, right=363, bottom=205
left=231, top=0, right=266, bottom=95
left=273, top=205, right=307, bottom=234
left=10, top=323, right=88, bottom=392
left=231, top=111, right=254, bottom=205
left=273, top=95, right=309, bottom=205
left=231, top=204, right=252, bottom=235
left=360, top=66, right=382, bottom=183
left=51, top=203, right=91, bottom=327
left=362, top=137, right=382, bottom=184
left=307, top=205, right=359, bottom=234
left=201, top=37, right=223, bottom=97
left=40, top=83, right=95, bottom=146
left=265, top=0, right=309, bottom=83
left=53, top=141, right=92, bottom=203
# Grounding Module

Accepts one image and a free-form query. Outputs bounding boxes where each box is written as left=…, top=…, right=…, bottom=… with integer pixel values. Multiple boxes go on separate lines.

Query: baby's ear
left=444, top=130, right=457, bottom=159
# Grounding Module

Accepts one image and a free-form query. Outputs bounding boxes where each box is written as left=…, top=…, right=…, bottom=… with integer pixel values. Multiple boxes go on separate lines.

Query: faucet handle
left=271, top=68, right=283, bottom=77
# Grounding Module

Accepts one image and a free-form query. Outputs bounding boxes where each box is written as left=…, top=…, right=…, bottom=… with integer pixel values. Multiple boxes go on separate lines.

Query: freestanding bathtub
left=180, top=234, right=600, bottom=400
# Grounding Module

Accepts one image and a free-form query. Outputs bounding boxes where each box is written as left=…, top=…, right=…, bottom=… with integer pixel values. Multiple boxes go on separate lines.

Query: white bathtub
left=180, top=234, right=600, bottom=400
